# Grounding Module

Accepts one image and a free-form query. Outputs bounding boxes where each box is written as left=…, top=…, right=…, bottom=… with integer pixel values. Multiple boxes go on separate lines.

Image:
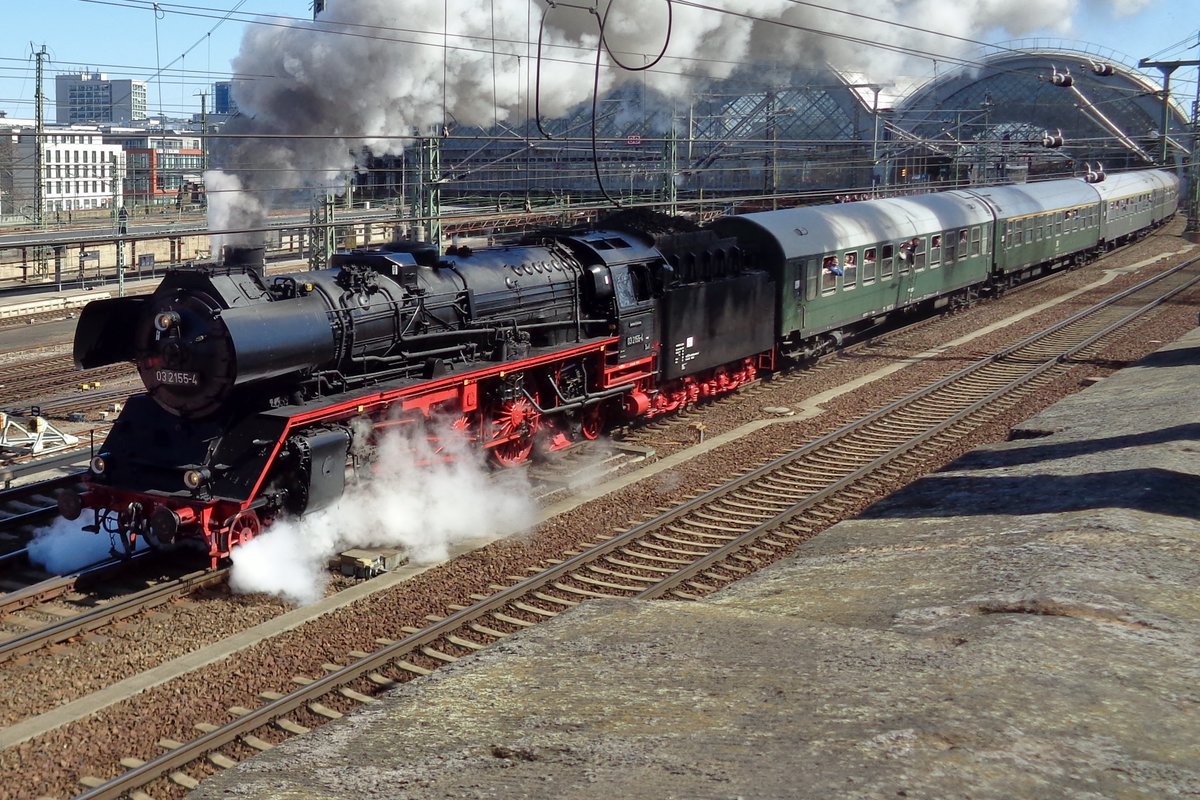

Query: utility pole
left=1140, top=53, right=1200, bottom=237
left=306, top=195, right=335, bottom=270
left=33, top=44, right=48, bottom=281
left=416, top=136, right=442, bottom=245
left=195, top=91, right=209, bottom=172
left=33, top=45, right=46, bottom=229
left=870, top=86, right=881, bottom=192
left=114, top=177, right=125, bottom=297
left=663, top=127, right=678, bottom=217
left=1138, top=56, right=1199, bottom=164
left=1191, top=69, right=1200, bottom=238
left=764, top=90, right=776, bottom=209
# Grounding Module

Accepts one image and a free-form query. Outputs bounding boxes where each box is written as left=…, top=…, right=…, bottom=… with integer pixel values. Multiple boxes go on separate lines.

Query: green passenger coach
left=712, top=169, right=1178, bottom=361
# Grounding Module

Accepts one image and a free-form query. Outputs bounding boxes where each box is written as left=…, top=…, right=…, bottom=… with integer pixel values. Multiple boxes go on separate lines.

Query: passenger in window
left=843, top=253, right=857, bottom=270
left=931, top=235, right=941, bottom=248
left=824, top=256, right=843, bottom=276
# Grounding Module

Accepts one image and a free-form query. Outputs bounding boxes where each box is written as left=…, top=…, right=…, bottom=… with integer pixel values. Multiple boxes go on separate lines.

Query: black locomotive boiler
left=60, top=227, right=775, bottom=564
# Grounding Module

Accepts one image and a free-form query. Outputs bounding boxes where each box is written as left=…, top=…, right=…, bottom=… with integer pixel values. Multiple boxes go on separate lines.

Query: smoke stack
left=222, top=245, right=266, bottom=271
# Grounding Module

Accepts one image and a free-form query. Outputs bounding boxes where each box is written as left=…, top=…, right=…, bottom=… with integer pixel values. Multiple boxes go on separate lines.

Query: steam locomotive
left=58, top=168, right=1179, bottom=565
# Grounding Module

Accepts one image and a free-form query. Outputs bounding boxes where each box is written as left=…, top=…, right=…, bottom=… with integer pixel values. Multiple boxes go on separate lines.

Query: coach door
left=896, top=237, right=921, bottom=307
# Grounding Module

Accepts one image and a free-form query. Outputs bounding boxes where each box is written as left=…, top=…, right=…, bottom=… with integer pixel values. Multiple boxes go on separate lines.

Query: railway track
left=0, top=474, right=79, bottom=553
left=0, top=437, right=637, bottom=674
left=0, top=564, right=224, bottom=666
left=67, top=251, right=1200, bottom=800
left=0, top=354, right=137, bottom=421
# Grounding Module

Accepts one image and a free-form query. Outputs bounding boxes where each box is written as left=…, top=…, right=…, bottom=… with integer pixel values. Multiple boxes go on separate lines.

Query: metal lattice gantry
left=420, top=69, right=881, bottom=208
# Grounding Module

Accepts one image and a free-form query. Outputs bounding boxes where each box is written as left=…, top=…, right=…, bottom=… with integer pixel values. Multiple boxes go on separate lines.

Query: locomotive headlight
left=183, top=468, right=211, bottom=490
left=89, top=454, right=109, bottom=475
left=154, top=311, right=181, bottom=332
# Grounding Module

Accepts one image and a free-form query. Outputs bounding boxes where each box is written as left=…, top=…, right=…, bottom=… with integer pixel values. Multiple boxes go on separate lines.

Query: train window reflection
left=805, top=260, right=818, bottom=301
left=863, top=249, right=877, bottom=284
left=843, top=252, right=857, bottom=289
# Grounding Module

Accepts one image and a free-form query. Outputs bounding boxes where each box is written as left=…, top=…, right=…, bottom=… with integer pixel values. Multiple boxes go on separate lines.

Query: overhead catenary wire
left=2, top=2, right=1189, bottom=121
left=8, top=0, right=1192, bottom=217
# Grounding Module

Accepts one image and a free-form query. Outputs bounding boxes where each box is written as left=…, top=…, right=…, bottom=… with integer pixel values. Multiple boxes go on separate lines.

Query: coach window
left=1055, top=212, right=1063, bottom=236
left=929, top=235, right=942, bottom=266
left=821, top=258, right=838, bottom=294
left=943, top=232, right=956, bottom=262
left=881, top=244, right=894, bottom=278
left=862, top=248, right=877, bottom=284
left=804, top=260, right=818, bottom=301
left=970, top=227, right=981, bottom=256
left=843, top=252, right=858, bottom=288
left=913, top=238, right=926, bottom=271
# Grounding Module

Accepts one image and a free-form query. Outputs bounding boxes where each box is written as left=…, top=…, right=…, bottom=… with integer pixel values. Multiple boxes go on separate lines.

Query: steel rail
left=0, top=567, right=226, bottom=664
left=71, top=254, right=1200, bottom=800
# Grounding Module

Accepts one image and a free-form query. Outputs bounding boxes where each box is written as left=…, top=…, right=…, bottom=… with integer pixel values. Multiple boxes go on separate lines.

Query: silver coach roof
left=714, top=192, right=993, bottom=261
left=1090, top=169, right=1175, bottom=202
left=961, top=177, right=1102, bottom=218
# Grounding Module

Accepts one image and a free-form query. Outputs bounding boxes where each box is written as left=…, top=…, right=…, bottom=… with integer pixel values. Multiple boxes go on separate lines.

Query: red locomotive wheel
left=492, top=436, right=534, bottom=466
left=226, top=509, right=262, bottom=549
left=580, top=404, right=606, bottom=440
left=489, top=397, right=541, bottom=466
left=493, top=397, right=539, bottom=438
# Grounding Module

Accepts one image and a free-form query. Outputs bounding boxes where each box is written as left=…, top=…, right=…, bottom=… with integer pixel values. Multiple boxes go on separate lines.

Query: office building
left=55, top=72, right=148, bottom=125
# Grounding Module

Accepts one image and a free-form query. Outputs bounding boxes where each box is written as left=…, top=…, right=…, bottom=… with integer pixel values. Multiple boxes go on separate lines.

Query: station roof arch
left=892, top=41, right=1191, bottom=174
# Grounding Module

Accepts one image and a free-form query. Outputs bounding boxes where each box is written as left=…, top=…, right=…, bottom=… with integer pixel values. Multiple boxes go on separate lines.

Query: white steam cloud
left=207, top=0, right=1140, bottom=238
left=228, top=419, right=537, bottom=606
left=28, top=516, right=148, bottom=574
